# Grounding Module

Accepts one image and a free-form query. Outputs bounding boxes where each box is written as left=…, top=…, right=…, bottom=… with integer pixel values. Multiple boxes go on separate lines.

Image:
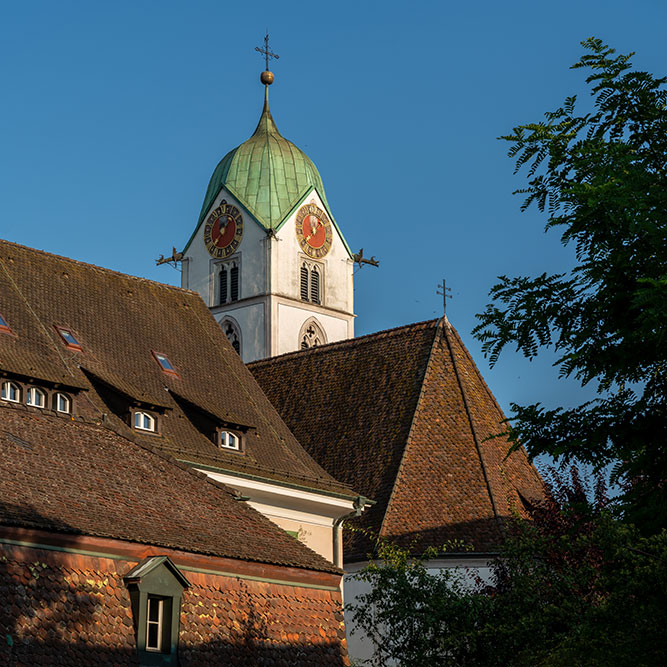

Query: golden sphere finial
left=260, top=70, right=274, bottom=85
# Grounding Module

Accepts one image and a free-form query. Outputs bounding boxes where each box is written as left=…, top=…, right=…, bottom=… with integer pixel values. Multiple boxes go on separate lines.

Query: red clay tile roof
left=249, top=319, right=545, bottom=560
left=0, top=403, right=341, bottom=573
left=0, top=543, right=349, bottom=665
left=0, top=238, right=354, bottom=499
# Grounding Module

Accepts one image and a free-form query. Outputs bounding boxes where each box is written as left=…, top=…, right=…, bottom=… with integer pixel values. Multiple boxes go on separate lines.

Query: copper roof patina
left=185, top=87, right=350, bottom=254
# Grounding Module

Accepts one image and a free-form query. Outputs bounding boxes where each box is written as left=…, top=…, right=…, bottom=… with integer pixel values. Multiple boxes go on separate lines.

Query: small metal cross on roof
left=437, top=279, right=452, bottom=316
left=255, top=30, right=279, bottom=70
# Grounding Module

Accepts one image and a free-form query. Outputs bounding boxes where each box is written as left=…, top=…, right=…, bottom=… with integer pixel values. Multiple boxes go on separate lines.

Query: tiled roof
left=0, top=543, right=348, bottom=665
left=0, top=238, right=354, bottom=499
left=250, top=319, right=545, bottom=560
left=0, top=403, right=340, bottom=573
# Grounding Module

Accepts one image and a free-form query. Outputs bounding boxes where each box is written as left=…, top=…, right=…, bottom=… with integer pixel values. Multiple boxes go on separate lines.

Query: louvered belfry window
left=300, top=265, right=309, bottom=301
left=230, top=265, right=239, bottom=302
left=219, top=268, right=228, bottom=305
left=310, top=267, right=320, bottom=305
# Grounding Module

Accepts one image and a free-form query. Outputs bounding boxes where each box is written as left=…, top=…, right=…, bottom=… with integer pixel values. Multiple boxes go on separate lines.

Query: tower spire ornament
left=255, top=30, right=279, bottom=85
left=437, top=279, right=452, bottom=316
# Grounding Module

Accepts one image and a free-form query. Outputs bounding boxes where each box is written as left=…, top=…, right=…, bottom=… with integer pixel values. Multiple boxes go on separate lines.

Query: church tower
left=181, top=61, right=354, bottom=363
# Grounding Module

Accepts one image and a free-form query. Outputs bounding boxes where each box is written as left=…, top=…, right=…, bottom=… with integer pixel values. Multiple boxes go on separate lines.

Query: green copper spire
left=193, top=85, right=333, bottom=235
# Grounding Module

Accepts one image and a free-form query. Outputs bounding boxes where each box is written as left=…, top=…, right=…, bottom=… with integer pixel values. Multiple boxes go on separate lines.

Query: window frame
left=54, top=392, right=72, bottom=414
left=219, top=429, right=242, bottom=452
left=134, top=410, right=157, bottom=433
left=299, top=258, right=325, bottom=305
left=216, top=257, right=241, bottom=306
left=54, top=326, right=82, bottom=351
left=26, top=386, right=47, bottom=408
left=151, top=351, right=178, bottom=377
left=1, top=381, right=21, bottom=403
left=124, top=556, right=189, bottom=665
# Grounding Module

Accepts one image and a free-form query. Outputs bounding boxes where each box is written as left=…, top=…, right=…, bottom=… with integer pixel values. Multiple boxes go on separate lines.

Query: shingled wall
left=0, top=543, right=349, bottom=666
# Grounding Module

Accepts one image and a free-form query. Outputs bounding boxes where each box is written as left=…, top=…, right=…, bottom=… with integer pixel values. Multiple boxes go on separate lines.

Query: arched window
left=299, top=261, right=324, bottom=304
left=222, top=319, right=241, bottom=355
left=54, top=392, right=71, bottom=414
left=26, top=387, right=46, bottom=408
left=134, top=411, right=156, bottom=432
left=299, top=318, right=326, bottom=350
left=1, top=381, right=20, bottom=403
left=220, top=431, right=240, bottom=450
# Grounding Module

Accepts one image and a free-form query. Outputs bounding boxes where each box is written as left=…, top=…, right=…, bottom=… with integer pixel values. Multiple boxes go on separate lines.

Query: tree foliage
left=347, top=470, right=667, bottom=666
left=472, top=39, right=667, bottom=529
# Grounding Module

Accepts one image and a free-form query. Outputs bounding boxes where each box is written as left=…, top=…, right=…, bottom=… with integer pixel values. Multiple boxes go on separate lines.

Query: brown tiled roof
left=250, top=319, right=545, bottom=560
left=0, top=403, right=340, bottom=573
left=0, top=543, right=349, bottom=665
left=0, top=238, right=354, bottom=498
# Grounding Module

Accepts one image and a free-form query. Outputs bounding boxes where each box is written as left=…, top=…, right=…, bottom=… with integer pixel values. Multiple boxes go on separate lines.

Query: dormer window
left=54, top=392, right=71, bottom=414
left=26, top=387, right=46, bottom=408
left=134, top=411, right=156, bottom=432
left=1, top=381, right=20, bottom=403
left=55, top=326, right=82, bottom=351
left=152, top=351, right=178, bottom=377
left=0, top=313, right=14, bottom=335
left=220, top=430, right=240, bottom=451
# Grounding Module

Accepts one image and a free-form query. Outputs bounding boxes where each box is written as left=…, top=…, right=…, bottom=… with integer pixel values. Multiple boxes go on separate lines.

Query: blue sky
left=1, top=1, right=665, bottom=434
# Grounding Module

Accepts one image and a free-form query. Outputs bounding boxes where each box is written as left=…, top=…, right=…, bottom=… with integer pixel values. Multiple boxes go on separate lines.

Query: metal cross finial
left=436, top=279, right=452, bottom=316
left=255, top=30, right=279, bottom=70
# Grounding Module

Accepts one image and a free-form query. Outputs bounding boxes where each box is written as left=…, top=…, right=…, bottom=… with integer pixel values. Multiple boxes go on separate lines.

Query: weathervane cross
left=255, top=31, right=279, bottom=70
left=436, top=279, right=452, bottom=316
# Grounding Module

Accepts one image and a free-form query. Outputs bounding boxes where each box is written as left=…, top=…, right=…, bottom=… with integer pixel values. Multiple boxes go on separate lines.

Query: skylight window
left=0, top=313, right=13, bottom=335
left=55, top=326, right=82, bottom=350
left=152, top=351, right=178, bottom=376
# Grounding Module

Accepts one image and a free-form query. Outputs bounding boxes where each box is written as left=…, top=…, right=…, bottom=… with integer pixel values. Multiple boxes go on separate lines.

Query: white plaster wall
left=272, top=189, right=354, bottom=314
left=212, top=301, right=266, bottom=363
left=275, top=301, right=350, bottom=356
left=343, top=559, right=494, bottom=665
left=181, top=187, right=268, bottom=304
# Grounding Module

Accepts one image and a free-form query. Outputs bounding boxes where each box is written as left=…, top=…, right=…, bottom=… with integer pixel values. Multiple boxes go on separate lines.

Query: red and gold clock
left=295, top=204, right=332, bottom=259
left=204, top=201, right=244, bottom=258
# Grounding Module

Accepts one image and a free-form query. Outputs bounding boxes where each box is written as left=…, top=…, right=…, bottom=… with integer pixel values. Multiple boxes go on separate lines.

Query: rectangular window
left=55, top=326, right=82, bottom=350
left=219, top=267, right=228, bottom=305
left=230, top=265, right=239, bottom=301
left=152, top=351, right=178, bottom=377
left=311, top=269, right=321, bottom=305
left=300, top=266, right=309, bottom=301
left=146, top=596, right=164, bottom=652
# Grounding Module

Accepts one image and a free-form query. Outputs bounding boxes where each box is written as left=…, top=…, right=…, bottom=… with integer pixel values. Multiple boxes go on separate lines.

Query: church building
left=0, top=49, right=545, bottom=666
left=180, top=74, right=354, bottom=363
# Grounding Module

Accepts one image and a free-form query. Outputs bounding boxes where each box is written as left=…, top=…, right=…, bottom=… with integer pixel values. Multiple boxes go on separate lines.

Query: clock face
left=295, top=204, right=333, bottom=259
left=204, top=201, right=244, bottom=258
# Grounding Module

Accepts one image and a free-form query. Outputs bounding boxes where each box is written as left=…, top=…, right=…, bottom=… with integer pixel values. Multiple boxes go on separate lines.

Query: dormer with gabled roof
left=181, top=70, right=355, bottom=363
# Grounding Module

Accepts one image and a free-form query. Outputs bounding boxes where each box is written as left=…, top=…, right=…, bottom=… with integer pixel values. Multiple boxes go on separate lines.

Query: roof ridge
left=377, top=319, right=442, bottom=542
left=441, top=319, right=505, bottom=535
left=0, top=238, right=197, bottom=296
left=248, top=318, right=440, bottom=367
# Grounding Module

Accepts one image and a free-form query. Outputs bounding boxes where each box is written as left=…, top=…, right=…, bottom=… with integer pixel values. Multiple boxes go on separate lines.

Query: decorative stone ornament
left=204, top=201, right=244, bottom=258
left=295, top=204, right=332, bottom=259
